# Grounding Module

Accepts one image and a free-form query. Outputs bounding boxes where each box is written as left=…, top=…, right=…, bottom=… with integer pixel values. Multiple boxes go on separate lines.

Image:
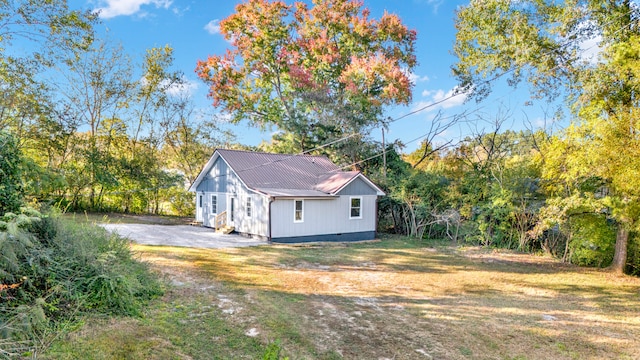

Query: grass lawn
left=44, top=235, right=640, bottom=359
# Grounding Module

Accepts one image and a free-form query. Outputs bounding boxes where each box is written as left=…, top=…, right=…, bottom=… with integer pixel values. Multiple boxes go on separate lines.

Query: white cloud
left=204, top=19, right=221, bottom=35
left=165, top=77, right=199, bottom=97
left=432, top=87, right=467, bottom=109
left=579, top=34, right=602, bottom=64
left=403, top=68, right=429, bottom=85
left=172, top=5, right=189, bottom=17
left=409, top=73, right=430, bottom=84
left=95, top=0, right=173, bottom=19
left=412, top=86, right=468, bottom=113
left=415, top=0, right=444, bottom=13
left=139, top=75, right=199, bottom=98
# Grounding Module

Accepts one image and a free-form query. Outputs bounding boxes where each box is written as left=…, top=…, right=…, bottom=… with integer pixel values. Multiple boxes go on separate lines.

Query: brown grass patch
left=47, top=236, right=640, bottom=359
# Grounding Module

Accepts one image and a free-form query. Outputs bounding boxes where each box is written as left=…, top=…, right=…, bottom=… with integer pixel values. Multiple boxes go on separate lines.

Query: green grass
left=43, top=234, right=640, bottom=359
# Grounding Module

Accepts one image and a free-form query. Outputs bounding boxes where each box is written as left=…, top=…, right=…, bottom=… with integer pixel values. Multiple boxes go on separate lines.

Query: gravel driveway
left=102, top=224, right=268, bottom=249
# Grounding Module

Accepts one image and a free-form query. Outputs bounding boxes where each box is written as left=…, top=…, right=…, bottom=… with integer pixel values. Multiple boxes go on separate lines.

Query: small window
left=350, top=197, right=362, bottom=219
left=230, top=197, right=235, bottom=222
left=199, top=195, right=203, bottom=208
left=294, top=200, right=304, bottom=223
left=246, top=197, right=252, bottom=218
left=211, top=195, right=217, bottom=214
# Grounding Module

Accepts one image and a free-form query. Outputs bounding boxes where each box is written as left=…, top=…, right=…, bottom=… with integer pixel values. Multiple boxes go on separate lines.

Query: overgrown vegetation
left=373, top=127, right=640, bottom=274
left=0, top=212, right=163, bottom=358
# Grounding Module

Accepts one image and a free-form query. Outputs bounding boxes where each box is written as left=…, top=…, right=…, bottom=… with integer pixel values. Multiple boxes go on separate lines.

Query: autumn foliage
left=196, top=0, right=417, bottom=151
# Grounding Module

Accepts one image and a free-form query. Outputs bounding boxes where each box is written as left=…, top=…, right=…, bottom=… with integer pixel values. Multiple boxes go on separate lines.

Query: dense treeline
left=370, top=126, right=640, bottom=275
left=0, top=0, right=234, bottom=215
left=10, top=41, right=234, bottom=215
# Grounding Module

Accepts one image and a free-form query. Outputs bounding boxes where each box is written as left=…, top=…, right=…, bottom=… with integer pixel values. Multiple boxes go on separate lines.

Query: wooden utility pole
left=382, top=128, right=387, bottom=179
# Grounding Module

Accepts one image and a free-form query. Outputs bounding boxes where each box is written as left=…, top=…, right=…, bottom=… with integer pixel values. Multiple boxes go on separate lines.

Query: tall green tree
left=59, top=40, right=133, bottom=209
left=0, top=132, right=23, bottom=214
left=196, top=0, right=417, bottom=161
left=0, top=0, right=97, bottom=142
left=453, top=0, right=640, bottom=273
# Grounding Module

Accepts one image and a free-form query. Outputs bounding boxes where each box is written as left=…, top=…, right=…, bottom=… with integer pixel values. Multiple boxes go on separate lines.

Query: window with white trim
left=294, top=200, right=304, bottom=222
left=246, top=197, right=252, bottom=218
left=350, top=197, right=362, bottom=219
left=199, top=195, right=203, bottom=208
left=211, top=194, right=217, bottom=214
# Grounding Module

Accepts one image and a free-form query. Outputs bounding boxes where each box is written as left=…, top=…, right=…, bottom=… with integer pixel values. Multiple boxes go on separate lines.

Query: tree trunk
left=610, top=225, right=629, bottom=274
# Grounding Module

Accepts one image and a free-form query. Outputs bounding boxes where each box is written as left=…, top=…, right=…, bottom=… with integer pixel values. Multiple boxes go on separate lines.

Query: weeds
left=0, top=210, right=162, bottom=357
left=263, top=340, right=288, bottom=360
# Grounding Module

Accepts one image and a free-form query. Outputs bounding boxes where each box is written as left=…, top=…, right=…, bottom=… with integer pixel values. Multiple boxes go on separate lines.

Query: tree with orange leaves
left=196, top=0, right=416, bottom=158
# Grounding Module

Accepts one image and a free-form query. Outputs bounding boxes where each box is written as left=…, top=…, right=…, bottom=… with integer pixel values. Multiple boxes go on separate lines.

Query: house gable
left=335, top=176, right=381, bottom=196
left=195, top=156, right=229, bottom=193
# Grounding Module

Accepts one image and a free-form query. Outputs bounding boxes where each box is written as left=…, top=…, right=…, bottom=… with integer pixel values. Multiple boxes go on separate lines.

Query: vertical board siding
left=271, top=195, right=377, bottom=238
left=201, top=192, right=227, bottom=227
left=224, top=169, right=269, bottom=237
left=195, top=157, right=228, bottom=193
left=197, top=158, right=230, bottom=227
left=336, top=177, right=379, bottom=196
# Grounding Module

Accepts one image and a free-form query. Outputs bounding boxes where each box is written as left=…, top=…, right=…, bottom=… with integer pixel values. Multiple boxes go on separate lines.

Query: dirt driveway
left=102, top=224, right=268, bottom=249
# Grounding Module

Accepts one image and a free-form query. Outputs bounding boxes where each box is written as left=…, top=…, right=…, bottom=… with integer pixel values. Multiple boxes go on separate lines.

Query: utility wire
left=191, top=6, right=635, bottom=180
left=332, top=10, right=636, bottom=172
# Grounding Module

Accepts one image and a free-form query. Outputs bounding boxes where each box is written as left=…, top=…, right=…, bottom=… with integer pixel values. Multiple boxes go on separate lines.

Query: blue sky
left=70, top=0, right=552, bottom=152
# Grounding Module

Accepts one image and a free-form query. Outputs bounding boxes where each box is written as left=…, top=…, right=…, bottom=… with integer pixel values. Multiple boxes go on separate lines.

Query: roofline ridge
left=216, top=148, right=332, bottom=160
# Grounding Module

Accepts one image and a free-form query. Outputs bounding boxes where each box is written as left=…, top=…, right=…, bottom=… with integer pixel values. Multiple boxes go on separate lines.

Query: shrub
left=0, top=211, right=163, bottom=356
left=569, top=214, right=616, bottom=267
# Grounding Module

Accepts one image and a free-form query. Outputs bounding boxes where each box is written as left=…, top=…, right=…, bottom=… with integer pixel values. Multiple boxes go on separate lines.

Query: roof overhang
left=257, top=188, right=339, bottom=199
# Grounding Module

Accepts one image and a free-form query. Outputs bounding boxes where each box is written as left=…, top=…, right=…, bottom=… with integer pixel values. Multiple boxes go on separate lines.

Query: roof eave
left=271, top=195, right=338, bottom=199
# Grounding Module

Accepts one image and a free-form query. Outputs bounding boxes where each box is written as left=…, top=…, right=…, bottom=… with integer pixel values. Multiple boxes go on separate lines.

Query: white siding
left=195, top=157, right=228, bottom=193
left=271, top=195, right=377, bottom=238
left=201, top=192, right=227, bottom=227
left=224, top=170, right=269, bottom=237
left=337, top=177, right=379, bottom=196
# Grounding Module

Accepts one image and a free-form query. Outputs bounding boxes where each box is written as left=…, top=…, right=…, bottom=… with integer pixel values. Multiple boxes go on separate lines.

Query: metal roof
left=191, top=149, right=384, bottom=197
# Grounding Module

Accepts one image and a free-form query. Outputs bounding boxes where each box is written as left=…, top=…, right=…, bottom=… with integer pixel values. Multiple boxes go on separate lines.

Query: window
left=230, top=197, right=235, bottom=222
left=211, top=195, right=217, bottom=214
left=199, top=195, right=203, bottom=208
left=246, top=197, right=252, bottom=218
left=294, top=200, right=304, bottom=222
left=350, top=197, right=362, bottom=219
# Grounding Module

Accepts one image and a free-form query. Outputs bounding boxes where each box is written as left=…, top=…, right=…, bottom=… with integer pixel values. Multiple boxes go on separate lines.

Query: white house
left=188, top=149, right=385, bottom=243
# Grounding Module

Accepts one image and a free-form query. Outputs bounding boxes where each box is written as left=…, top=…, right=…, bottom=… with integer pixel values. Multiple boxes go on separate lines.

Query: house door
left=196, top=194, right=204, bottom=222
left=228, top=196, right=236, bottom=226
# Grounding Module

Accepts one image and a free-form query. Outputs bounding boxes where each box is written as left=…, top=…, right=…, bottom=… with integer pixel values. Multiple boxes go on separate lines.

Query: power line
left=331, top=9, right=636, bottom=172
left=194, top=6, right=636, bottom=180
